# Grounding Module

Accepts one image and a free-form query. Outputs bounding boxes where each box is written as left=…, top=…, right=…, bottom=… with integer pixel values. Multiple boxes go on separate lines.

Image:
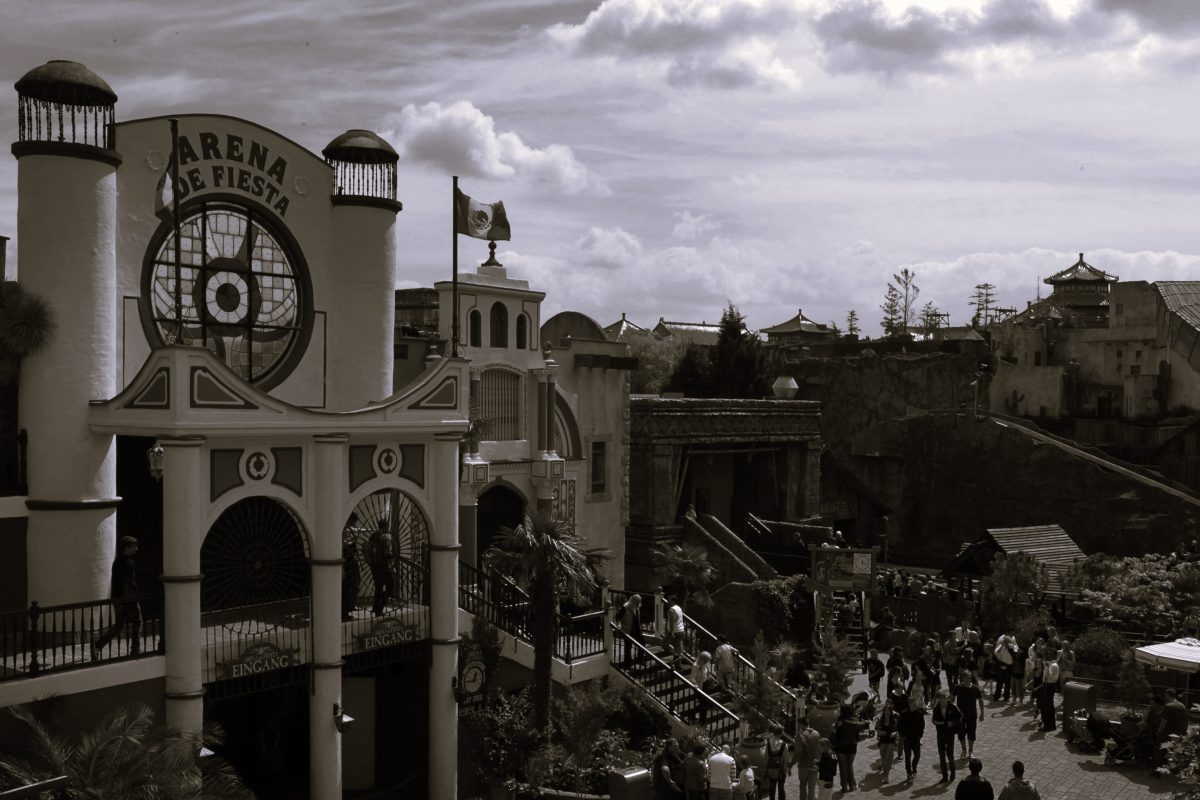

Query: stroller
left=850, top=689, right=879, bottom=738
left=1076, top=713, right=1149, bottom=767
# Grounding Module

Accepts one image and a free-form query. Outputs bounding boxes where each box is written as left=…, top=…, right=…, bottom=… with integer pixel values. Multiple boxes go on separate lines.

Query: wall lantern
left=333, top=702, right=355, bottom=733
left=146, top=442, right=165, bottom=482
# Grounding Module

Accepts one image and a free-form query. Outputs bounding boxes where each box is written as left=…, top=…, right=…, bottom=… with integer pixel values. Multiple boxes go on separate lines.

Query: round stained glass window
left=144, top=201, right=310, bottom=387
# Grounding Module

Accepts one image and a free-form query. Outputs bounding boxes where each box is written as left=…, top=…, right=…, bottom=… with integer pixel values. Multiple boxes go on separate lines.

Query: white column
left=18, top=152, right=118, bottom=605
left=311, top=434, right=348, bottom=800
left=429, top=432, right=461, bottom=800
left=162, top=436, right=205, bottom=735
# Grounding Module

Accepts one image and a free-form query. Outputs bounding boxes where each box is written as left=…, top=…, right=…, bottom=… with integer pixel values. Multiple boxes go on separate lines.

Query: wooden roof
left=942, top=524, right=1086, bottom=595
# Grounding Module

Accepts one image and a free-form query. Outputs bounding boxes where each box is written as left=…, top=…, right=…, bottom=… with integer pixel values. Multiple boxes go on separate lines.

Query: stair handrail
left=609, top=618, right=740, bottom=736
left=745, top=512, right=772, bottom=538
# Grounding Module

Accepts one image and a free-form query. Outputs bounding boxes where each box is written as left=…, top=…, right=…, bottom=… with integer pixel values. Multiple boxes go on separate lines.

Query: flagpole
left=169, top=118, right=182, bottom=343
left=452, top=175, right=460, bottom=357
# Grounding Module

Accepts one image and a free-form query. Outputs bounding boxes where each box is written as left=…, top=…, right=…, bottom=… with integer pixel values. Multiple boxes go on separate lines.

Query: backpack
left=795, top=730, right=821, bottom=767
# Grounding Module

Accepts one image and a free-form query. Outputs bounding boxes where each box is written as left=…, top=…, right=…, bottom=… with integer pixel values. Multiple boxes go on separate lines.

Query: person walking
left=864, top=647, right=885, bottom=697
left=898, top=694, right=927, bottom=784
left=707, top=744, right=736, bottom=800
left=831, top=704, right=864, bottom=792
left=997, top=760, right=1040, bottom=800
left=654, top=738, right=686, bottom=800
left=793, top=716, right=821, bottom=800
left=618, top=593, right=646, bottom=666
left=815, top=739, right=837, bottom=800
left=1058, top=639, right=1076, bottom=694
left=992, top=633, right=1014, bottom=703
left=689, top=651, right=718, bottom=725
left=1038, top=649, right=1060, bottom=731
left=876, top=696, right=900, bottom=784
left=954, top=758, right=995, bottom=800
left=341, top=540, right=361, bottom=621
left=667, top=595, right=687, bottom=667
left=683, top=742, right=709, bottom=800
left=367, top=522, right=396, bottom=617
left=764, top=723, right=791, bottom=800
left=1025, top=643, right=1043, bottom=717
left=714, top=635, right=739, bottom=691
left=886, top=645, right=910, bottom=683
left=932, top=689, right=964, bottom=784
left=1009, top=642, right=1026, bottom=706
left=942, top=636, right=961, bottom=688
left=952, top=670, right=985, bottom=760
left=92, top=535, right=143, bottom=660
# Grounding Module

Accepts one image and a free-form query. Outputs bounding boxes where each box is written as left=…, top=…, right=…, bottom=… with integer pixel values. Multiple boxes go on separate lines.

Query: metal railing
left=0, top=594, right=161, bottom=681
left=201, top=597, right=309, bottom=682
left=610, top=628, right=740, bottom=742
left=459, top=561, right=606, bottom=662
left=342, top=555, right=430, bottom=657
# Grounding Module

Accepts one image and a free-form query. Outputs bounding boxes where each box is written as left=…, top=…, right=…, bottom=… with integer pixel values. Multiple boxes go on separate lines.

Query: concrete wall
left=988, top=361, right=1063, bottom=417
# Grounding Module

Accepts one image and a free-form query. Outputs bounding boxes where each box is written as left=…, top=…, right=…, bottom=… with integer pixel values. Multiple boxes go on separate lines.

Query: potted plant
left=808, top=635, right=859, bottom=737
left=734, top=634, right=785, bottom=769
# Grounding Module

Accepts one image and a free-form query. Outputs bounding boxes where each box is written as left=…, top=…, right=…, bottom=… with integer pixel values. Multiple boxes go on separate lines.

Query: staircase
left=458, top=562, right=800, bottom=742
left=610, top=589, right=798, bottom=743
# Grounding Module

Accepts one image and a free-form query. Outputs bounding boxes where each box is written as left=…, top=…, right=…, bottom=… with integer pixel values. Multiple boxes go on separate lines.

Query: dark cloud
left=812, top=0, right=1103, bottom=77
left=1092, top=0, right=1200, bottom=37
left=549, top=0, right=803, bottom=89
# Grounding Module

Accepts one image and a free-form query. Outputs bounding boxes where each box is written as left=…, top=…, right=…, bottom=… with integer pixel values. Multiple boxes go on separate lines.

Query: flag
left=454, top=187, right=511, bottom=241
left=154, top=126, right=178, bottom=222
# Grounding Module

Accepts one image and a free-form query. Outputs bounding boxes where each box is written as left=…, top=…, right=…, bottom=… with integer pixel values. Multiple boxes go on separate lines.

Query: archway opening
left=341, top=488, right=431, bottom=621
left=476, top=483, right=525, bottom=562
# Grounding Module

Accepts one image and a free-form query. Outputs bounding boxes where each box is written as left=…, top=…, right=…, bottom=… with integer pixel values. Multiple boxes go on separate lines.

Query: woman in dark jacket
left=831, top=704, right=864, bottom=792
left=897, top=694, right=927, bottom=784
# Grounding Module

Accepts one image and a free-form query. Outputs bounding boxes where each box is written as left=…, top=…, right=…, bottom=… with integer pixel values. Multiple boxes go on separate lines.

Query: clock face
left=143, top=201, right=309, bottom=389
left=462, top=662, right=485, bottom=694
left=853, top=553, right=872, bottom=575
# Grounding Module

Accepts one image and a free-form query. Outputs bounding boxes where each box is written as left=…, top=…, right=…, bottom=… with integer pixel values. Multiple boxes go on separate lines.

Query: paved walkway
left=777, top=673, right=1180, bottom=800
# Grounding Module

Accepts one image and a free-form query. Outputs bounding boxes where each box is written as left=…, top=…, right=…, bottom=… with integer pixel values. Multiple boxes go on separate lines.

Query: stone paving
left=773, top=673, right=1181, bottom=800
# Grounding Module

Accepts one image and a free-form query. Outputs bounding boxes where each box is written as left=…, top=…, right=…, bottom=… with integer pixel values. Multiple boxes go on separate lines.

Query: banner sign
left=353, top=616, right=421, bottom=652
left=457, top=642, right=487, bottom=713
left=809, top=546, right=876, bottom=593
left=221, top=642, right=300, bottom=680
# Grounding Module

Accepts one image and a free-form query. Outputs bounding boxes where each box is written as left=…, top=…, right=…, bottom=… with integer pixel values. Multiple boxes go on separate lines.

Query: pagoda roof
left=604, top=313, right=649, bottom=340
left=652, top=318, right=722, bottom=346
left=761, top=309, right=831, bottom=335
left=1044, top=253, right=1117, bottom=285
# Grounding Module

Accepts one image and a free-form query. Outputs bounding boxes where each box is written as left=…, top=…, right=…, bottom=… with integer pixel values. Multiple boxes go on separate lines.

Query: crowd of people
left=650, top=607, right=1190, bottom=799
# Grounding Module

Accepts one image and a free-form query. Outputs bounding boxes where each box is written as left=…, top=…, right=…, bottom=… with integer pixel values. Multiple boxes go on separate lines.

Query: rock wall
left=851, top=413, right=1200, bottom=566
left=785, top=353, right=985, bottom=455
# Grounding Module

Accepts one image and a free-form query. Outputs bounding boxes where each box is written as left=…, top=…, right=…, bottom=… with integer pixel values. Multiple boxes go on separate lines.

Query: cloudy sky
left=3, top=0, right=1200, bottom=335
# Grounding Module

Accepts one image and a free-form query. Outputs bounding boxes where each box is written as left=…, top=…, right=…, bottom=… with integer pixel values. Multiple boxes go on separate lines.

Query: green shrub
left=1011, top=610, right=1048, bottom=648
left=1071, top=626, right=1128, bottom=665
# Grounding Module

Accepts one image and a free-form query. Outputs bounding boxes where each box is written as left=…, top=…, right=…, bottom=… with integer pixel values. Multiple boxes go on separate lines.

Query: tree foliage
left=969, top=283, right=997, bottom=328
left=979, top=551, right=1049, bottom=626
left=918, top=300, right=944, bottom=331
left=626, top=333, right=688, bottom=395
left=880, top=284, right=903, bottom=337
left=650, top=541, right=716, bottom=608
left=0, top=701, right=253, bottom=799
left=1063, top=551, right=1200, bottom=635
left=663, top=304, right=770, bottom=398
left=485, top=513, right=608, bottom=732
left=894, top=268, right=920, bottom=332
left=846, top=309, right=860, bottom=337
left=0, top=282, right=54, bottom=385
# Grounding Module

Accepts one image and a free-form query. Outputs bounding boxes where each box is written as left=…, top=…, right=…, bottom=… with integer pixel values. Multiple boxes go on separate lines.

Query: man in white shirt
left=667, top=596, right=687, bottom=666
left=707, top=743, right=737, bottom=800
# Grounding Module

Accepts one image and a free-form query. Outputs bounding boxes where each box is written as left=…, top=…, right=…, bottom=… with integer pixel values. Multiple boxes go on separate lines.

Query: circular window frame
left=139, top=194, right=315, bottom=391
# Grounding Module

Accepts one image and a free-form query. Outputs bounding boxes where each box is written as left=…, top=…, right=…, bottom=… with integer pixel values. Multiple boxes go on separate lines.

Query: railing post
left=26, top=601, right=40, bottom=676
left=654, top=586, right=665, bottom=639
left=603, top=599, right=615, bottom=663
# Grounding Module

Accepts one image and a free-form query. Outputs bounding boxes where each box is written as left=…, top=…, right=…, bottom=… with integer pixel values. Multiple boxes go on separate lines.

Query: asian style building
left=0, top=60, right=633, bottom=800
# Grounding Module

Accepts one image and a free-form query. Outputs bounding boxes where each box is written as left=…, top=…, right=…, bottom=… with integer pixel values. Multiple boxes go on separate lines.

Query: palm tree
left=0, top=281, right=54, bottom=385
left=484, top=512, right=608, bottom=733
left=650, top=541, right=716, bottom=608
left=0, top=700, right=253, bottom=799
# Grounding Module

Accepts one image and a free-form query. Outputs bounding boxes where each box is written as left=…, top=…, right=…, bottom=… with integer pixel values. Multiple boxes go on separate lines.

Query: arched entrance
left=200, top=496, right=311, bottom=800
left=476, top=483, right=525, bottom=561
left=342, top=488, right=431, bottom=618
